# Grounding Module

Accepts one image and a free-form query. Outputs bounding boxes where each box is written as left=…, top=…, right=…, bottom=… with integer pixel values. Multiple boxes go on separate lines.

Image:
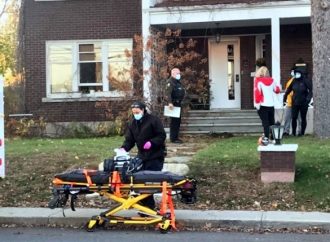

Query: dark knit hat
left=130, top=101, right=146, bottom=110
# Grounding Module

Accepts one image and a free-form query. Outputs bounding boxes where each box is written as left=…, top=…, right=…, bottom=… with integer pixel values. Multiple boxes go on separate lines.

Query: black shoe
left=283, top=132, right=290, bottom=136
left=171, top=139, right=183, bottom=144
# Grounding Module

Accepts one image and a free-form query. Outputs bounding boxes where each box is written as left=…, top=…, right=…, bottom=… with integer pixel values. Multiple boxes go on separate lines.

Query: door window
left=227, top=44, right=235, bottom=100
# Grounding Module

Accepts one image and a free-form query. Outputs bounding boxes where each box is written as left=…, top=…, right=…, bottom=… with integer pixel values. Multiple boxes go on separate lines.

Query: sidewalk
left=2, top=207, right=330, bottom=230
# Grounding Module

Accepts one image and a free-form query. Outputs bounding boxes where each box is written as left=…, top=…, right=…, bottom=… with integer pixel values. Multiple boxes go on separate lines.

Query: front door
left=209, top=38, right=241, bottom=109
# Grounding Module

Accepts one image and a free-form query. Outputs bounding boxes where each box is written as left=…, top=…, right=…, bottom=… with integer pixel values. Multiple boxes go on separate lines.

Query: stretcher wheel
left=159, top=219, right=171, bottom=234
left=85, top=216, right=105, bottom=232
left=85, top=219, right=97, bottom=232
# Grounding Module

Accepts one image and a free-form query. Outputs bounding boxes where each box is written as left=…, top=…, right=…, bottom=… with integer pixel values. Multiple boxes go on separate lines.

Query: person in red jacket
left=254, top=66, right=281, bottom=145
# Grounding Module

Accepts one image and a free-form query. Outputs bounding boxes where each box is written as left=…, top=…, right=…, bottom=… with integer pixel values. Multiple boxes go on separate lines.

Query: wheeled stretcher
left=48, top=157, right=197, bottom=233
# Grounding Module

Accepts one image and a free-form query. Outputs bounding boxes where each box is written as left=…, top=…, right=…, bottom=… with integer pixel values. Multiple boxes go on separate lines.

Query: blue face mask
left=175, top=74, right=181, bottom=80
left=133, top=113, right=143, bottom=121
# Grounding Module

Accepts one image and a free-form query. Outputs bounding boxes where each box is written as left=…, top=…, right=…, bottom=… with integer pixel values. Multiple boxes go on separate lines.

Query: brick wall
left=280, top=24, right=313, bottom=85
left=155, top=0, right=292, bottom=7
left=23, top=0, right=142, bottom=122
left=23, top=0, right=312, bottom=122
left=260, top=151, right=295, bottom=172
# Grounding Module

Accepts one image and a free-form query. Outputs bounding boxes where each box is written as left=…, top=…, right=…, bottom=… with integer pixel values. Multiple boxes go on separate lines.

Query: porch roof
left=155, top=18, right=310, bottom=32
left=146, top=0, right=311, bottom=28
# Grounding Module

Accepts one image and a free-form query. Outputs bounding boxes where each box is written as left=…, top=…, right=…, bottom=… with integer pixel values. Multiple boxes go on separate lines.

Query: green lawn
left=1, top=135, right=330, bottom=211
left=1, top=137, right=124, bottom=207
left=188, top=135, right=330, bottom=211
left=6, top=137, right=123, bottom=159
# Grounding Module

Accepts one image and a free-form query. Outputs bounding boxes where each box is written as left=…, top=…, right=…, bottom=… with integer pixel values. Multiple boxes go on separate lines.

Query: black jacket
left=121, top=112, right=166, bottom=162
left=283, top=75, right=313, bottom=106
left=166, top=77, right=186, bottom=103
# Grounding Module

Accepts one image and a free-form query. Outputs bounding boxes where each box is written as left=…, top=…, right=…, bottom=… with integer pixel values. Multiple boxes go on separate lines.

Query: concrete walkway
left=163, top=141, right=208, bottom=175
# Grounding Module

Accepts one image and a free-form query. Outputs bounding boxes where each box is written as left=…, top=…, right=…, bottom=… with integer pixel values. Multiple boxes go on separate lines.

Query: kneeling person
left=120, top=101, right=166, bottom=209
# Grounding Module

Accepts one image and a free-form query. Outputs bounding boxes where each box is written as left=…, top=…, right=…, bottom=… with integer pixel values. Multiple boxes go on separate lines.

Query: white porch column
left=271, top=17, right=281, bottom=85
left=142, top=0, right=152, bottom=102
left=271, top=17, right=283, bottom=109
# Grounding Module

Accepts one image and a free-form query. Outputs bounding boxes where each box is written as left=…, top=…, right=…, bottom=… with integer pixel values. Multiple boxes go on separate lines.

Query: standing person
left=120, top=101, right=166, bottom=209
left=283, top=69, right=301, bottom=136
left=166, top=67, right=186, bottom=143
left=254, top=66, right=281, bottom=145
left=283, top=69, right=312, bottom=136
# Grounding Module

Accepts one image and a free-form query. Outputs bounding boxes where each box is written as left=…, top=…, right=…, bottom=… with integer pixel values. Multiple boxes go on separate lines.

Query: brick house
left=22, top=0, right=142, bottom=124
left=21, top=0, right=312, bottom=130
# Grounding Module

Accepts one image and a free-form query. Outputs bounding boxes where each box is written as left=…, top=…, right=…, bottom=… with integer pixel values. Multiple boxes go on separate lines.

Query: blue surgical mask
left=133, top=113, right=143, bottom=121
left=295, top=72, right=301, bottom=79
left=175, top=74, right=181, bottom=80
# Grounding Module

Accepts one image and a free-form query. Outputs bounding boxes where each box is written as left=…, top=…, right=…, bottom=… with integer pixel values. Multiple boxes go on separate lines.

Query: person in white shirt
left=254, top=66, right=281, bottom=145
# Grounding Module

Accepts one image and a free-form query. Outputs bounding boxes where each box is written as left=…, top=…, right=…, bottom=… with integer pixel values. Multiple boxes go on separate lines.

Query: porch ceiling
left=153, top=17, right=310, bottom=30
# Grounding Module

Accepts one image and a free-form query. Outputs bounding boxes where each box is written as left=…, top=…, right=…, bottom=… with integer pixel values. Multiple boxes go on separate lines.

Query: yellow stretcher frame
left=52, top=170, right=193, bottom=233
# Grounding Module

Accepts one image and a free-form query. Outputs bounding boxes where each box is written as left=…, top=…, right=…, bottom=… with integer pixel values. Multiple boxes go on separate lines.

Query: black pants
left=140, top=158, right=164, bottom=209
left=291, top=104, right=308, bottom=136
left=170, top=101, right=182, bottom=141
left=257, top=106, right=275, bottom=139
left=142, top=158, right=164, bottom=171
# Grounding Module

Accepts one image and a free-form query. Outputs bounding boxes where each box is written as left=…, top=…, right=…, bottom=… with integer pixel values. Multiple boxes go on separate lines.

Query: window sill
left=42, top=96, right=130, bottom=103
left=43, top=91, right=133, bottom=102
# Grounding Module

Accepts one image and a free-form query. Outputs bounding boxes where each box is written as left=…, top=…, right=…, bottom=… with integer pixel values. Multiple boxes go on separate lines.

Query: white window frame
left=255, top=35, right=266, bottom=61
left=45, top=39, right=133, bottom=100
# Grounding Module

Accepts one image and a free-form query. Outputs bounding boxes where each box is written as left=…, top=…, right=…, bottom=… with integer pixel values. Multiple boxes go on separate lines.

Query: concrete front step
left=166, top=125, right=262, bottom=134
left=187, top=109, right=258, bottom=117
left=182, top=116, right=261, bottom=124
left=180, top=109, right=262, bottom=134
left=181, top=123, right=263, bottom=133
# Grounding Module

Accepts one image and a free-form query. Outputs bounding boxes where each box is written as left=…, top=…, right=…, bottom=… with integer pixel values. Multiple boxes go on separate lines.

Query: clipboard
left=164, top=106, right=181, bottom=118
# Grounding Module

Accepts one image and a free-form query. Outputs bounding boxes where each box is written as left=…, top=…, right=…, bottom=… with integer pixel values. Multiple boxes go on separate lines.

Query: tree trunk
left=311, top=0, right=330, bottom=138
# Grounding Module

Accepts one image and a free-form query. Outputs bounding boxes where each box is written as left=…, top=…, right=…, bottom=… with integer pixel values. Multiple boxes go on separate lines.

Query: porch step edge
left=181, top=123, right=261, bottom=127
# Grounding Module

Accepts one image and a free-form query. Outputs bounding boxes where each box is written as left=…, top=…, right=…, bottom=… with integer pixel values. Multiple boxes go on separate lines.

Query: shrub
left=5, top=117, right=46, bottom=137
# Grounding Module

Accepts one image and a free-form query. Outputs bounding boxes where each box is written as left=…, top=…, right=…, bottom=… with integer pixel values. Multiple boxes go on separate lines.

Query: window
left=46, top=39, right=133, bottom=99
left=48, top=44, right=73, bottom=93
left=227, top=44, right=235, bottom=100
left=78, top=43, right=103, bottom=93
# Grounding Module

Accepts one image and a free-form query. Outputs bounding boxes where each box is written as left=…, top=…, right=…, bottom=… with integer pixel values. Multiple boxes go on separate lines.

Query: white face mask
left=291, top=70, right=295, bottom=77
left=175, top=74, right=181, bottom=80
left=295, top=72, right=302, bottom=79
